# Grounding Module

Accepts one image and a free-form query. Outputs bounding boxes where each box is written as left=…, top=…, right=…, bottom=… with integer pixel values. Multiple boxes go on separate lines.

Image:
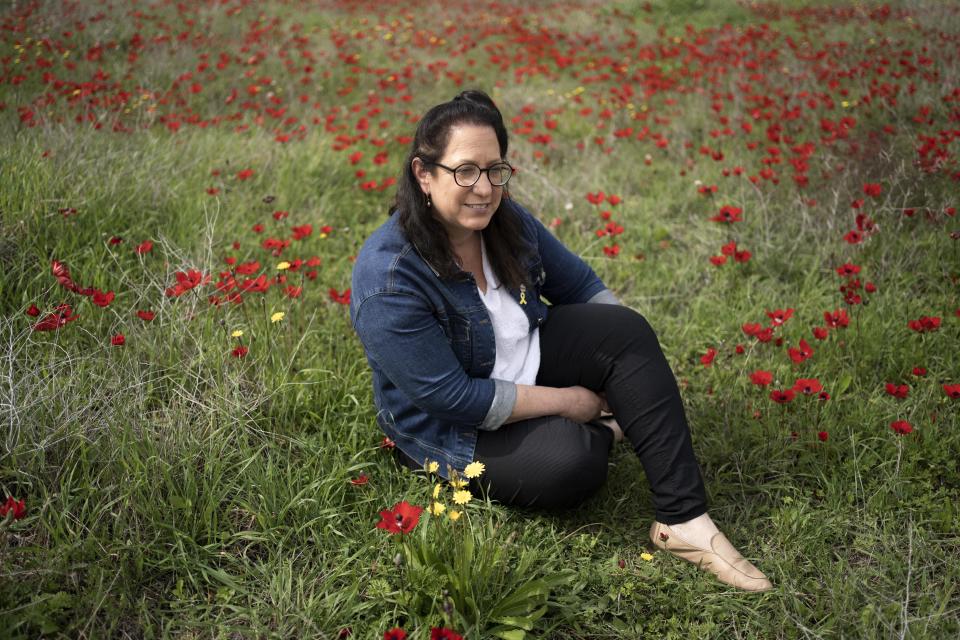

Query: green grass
left=2, top=0, right=960, bottom=637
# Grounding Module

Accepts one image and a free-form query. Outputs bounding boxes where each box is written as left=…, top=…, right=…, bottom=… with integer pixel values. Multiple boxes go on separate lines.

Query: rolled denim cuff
left=478, top=378, right=517, bottom=431
left=587, top=288, right=622, bottom=306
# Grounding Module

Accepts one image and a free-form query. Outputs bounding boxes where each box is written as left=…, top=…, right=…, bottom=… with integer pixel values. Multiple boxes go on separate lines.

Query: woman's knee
left=610, top=305, right=657, bottom=341
left=530, top=438, right=609, bottom=509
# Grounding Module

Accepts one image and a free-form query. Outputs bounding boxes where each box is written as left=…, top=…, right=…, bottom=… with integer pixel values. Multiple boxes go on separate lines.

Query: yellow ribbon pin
left=519, top=284, right=527, bottom=305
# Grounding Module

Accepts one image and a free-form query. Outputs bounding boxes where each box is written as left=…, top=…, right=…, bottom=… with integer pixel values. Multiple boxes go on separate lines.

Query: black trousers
left=397, top=304, right=708, bottom=524
left=474, top=304, right=707, bottom=524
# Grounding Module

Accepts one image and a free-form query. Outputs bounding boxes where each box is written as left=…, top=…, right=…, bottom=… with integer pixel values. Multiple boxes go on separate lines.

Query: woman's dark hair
left=390, top=89, right=531, bottom=290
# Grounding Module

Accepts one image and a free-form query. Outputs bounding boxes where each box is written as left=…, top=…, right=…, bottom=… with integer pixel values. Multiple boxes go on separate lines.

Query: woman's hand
left=506, top=384, right=611, bottom=426
left=560, top=386, right=607, bottom=424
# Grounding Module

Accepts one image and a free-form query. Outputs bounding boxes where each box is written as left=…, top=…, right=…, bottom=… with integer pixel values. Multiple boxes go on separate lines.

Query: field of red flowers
left=2, top=0, right=959, bottom=637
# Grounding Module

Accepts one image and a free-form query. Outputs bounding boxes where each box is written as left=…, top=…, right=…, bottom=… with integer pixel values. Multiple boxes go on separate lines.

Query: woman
left=350, top=90, right=773, bottom=592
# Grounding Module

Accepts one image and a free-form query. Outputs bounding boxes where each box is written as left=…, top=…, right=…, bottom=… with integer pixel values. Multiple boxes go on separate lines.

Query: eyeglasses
left=425, top=161, right=513, bottom=187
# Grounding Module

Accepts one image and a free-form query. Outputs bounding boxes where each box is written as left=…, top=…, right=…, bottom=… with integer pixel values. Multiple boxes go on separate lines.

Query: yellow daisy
left=231, top=329, right=244, bottom=338
left=463, top=461, right=485, bottom=479
left=276, top=261, right=291, bottom=270
left=449, top=477, right=468, bottom=490
left=428, top=501, right=446, bottom=516
left=432, top=483, right=443, bottom=500
left=640, top=552, right=654, bottom=562
left=448, top=510, right=461, bottom=521
left=271, top=311, right=285, bottom=323
left=452, top=490, right=472, bottom=506
left=426, top=461, right=439, bottom=474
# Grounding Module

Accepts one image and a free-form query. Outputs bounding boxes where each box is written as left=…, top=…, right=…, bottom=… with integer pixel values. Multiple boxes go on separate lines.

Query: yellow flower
left=448, top=510, right=461, bottom=521
left=276, top=261, right=291, bottom=270
left=432, top=483, right=443, bottom=500
left=640, top=552, right=654, bottom=562
left=271, top=311, right=285, bottom=323
left=452, top=490, right=472, bottom=505
left=231, top=330, right=244, bottom=338
left=426, top=461, right=439, bottom=474
left=449, top=477, right=468, bottom=490
left=463, top=461, right=485, bottom=479
left=428, top=501, right=446, bottom=516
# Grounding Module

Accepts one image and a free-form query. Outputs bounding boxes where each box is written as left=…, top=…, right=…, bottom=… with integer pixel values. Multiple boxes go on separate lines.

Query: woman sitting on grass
left=350, top=89, right=773, bottom=592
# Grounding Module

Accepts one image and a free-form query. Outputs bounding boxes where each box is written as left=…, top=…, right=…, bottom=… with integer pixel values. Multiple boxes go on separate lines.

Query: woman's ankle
left=662, top=512, right=720, bottom=549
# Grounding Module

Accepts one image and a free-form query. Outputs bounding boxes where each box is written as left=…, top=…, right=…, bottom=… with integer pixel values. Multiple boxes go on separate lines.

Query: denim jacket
left=350, top=200, right=618, bottom=478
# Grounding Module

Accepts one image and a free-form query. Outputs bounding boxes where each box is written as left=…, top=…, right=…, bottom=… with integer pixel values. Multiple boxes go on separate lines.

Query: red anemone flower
left=844, top=229, right=863, bottom=244
left=907, top=316, right=941, bottom=333
left=749, top=370, right=773, bottom=386
left=235, top=260, right=261, bottom=276
left=824, top=309, right=850, bottom=328
left=231, top=345, right=248, bottom=358
left=135, top=240, right=153, bottom=255
left=700, top=347, right=717, bottom=366
left=376, top=500, right=423, bottom=535
left=292, top=224, right=313, bottom=240
left=586, top=191, right=605, bottom=205
left=766, top=308, right=794, bottom=326
left=709, top=205, right=743, bottom=223
left=111, top=334, right=125, bottom=346
left=92, top=289, right=115, bottom=307
left=817, top=431, right=829, bottom=442
left=792, top=378, right=823, bottom=395
left=33, top=304, right=79, bottom=332
left=741, top=322, right=763, bottom=337
left=884, top=383, right=909, bottom=399
left=770, top=389, right=796, bottom=404
left=890, top=420, right=913, bottom=435
left=836, top=263, right=861, bottom=277
left=755, top=327, right=774, bottom=343
left=943, top=384, right=960, bottom=399
left=430, top=628, right=464, bottom=640
left=137, top=310, right=155, bottom=321
left=329, top=288, right=351, bottom=305
left=384, top=629, right=407, bottom=640
left=788, top=339, right=814, bottom=364
left=0, top=496, right=26, bottom=520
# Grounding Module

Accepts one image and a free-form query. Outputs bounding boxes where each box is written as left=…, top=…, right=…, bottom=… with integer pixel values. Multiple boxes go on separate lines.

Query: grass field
left=2, top=0, right=959, bottom=637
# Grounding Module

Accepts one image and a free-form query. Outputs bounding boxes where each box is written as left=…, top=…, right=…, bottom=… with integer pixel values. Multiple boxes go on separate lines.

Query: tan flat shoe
left=649, top=521, right=774, bottom=592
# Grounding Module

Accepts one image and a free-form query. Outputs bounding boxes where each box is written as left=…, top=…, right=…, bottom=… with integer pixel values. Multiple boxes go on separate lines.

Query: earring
left=426, top=194, right=432, bottom=208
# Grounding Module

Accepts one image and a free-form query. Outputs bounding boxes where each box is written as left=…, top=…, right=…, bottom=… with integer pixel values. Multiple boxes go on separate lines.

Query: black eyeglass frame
left=423, top=161, right=514, bottom=187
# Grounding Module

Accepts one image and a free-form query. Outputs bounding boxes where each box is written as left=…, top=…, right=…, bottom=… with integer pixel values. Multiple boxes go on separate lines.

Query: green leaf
left=489, top=579, right=550, bottom=618
left=493, top=605, right=548, bottom=630
left=169, top=495, right=192, bottom=510
left=835, top=373, right=853, bottom=397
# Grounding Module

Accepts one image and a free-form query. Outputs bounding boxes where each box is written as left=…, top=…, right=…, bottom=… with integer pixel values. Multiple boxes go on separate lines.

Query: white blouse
left=477, top=237, right=541, bottom=386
